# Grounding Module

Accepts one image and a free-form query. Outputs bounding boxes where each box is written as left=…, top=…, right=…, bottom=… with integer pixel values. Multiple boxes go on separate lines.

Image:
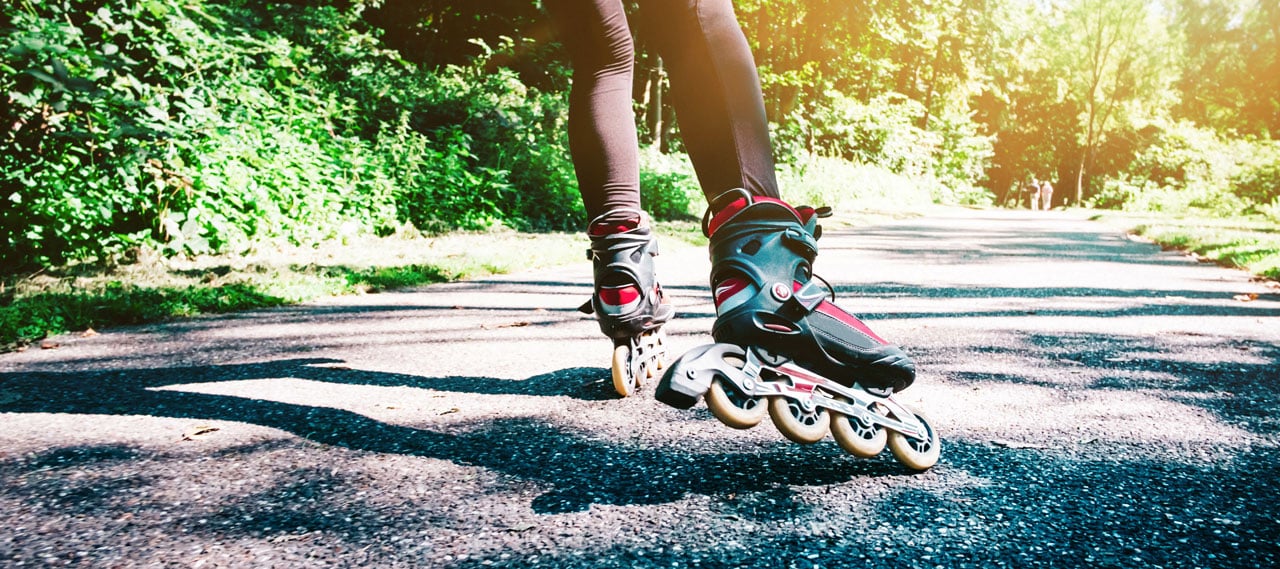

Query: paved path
left=1, top=208, right=1277, bottom=568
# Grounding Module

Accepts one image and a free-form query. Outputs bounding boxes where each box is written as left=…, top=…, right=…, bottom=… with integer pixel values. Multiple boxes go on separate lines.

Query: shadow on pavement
left=0, top=358, right=905, bottom=517
left=926, top=330, right=1280, bottom=435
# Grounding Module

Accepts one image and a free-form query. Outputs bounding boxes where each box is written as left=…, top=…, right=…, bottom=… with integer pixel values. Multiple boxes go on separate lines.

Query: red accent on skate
left=599, top=285, right=641, bottom=307
left=776, top=364, right=820, bottom=392
left=589, top=217, right=640, bottom=236
left=713, top=278, right=750, bottom=308
left=815, top=301, right=890, bottom=345
left=763, top=323, right=794, bottom=332
left=706, top=196, right=803, bottom=237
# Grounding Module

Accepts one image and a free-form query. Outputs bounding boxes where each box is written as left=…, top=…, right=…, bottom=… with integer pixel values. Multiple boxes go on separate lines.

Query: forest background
left=1, top=0, right=1278, bottom=344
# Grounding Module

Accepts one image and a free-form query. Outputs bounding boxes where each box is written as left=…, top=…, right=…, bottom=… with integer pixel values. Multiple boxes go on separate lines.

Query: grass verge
left=1092, top=211, right=1280, bottom=281
left=0, top=206, right=915, bottom=353
left=0, top=227, right=671, bottom=352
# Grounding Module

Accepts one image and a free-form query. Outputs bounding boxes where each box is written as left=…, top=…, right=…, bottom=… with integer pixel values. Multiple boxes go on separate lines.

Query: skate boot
left=656, top=190, right=939, bottom=470
left=580, top=209, right=675, bottom=397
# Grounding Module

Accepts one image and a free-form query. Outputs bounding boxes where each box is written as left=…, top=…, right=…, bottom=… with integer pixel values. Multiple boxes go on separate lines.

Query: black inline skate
left=656, top=190, right=940, bottom=470
left=581, top=209, right=674, bottom=397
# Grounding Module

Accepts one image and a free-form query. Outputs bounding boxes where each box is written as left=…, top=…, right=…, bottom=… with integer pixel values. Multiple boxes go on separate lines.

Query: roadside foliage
left=2, top=0, right=1277, bottom=272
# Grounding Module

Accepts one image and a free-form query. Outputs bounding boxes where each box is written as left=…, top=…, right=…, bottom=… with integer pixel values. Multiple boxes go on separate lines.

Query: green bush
left=1091, top=122, right=1276, bottom=216
left=1231, top=140, right=1280, bottom=208
left=773, top=92, right=992, bottom=206
left=0, top=0, right=586, bottom=272
left=778, top=155, right=934, bottom=212
left=638, top=149, right=699, bottom=220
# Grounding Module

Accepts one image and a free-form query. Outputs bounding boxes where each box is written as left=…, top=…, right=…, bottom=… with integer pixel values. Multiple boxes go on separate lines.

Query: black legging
left=545, top=0, right=780, bottom=221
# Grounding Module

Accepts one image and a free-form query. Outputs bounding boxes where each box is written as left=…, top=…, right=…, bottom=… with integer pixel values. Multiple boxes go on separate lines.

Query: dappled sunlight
left=923, top=382, right=1257, bottom=459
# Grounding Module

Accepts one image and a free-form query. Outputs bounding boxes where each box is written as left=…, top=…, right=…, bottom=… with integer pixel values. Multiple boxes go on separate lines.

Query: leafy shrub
left=774, top=92, right=991, bottom=206
left=778, top=155, right=933, bottom=212
left=1231, top=140, right=1280, bottom=208
left=1091, top=122, right=1277, bottom=216
left=0, top=0, right=588, bottom=272
left=638, top=149, right=699, bottom=220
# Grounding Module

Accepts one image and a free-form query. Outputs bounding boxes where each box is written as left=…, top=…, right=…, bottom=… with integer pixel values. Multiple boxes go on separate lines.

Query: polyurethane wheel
left=768, top=396, right=830, bottom=444
left=886, top=405, right=941, bottom=471
left=830, top=397, right=888, bottom=458
left=611, top=343, right=637, bottom=397
left=705, top=378, right=767, bottom=429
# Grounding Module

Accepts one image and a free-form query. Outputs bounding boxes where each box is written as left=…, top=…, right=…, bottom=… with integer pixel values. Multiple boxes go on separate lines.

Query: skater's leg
left=545, top=0, right=641, bottom=222
left=637, top=0, right=780, bottom=202
left=547, top=1, right=673, bottom=396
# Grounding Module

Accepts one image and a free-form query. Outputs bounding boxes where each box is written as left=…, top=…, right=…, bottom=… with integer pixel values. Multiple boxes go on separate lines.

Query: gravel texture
left=1, top=208, right=1277, bottom=568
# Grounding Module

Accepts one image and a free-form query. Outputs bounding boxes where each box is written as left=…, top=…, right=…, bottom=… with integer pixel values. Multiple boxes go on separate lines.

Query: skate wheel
left=830, top=397, right=887, bottom=458
left=767, top=396, right=830, bottom=444
left=643, top=329, right=666, bottom=375
left=705, top=378, right=766, bottom=429
left=611, top=343, right=637, bottom=397
left=886, top=405, right=941, bottom=471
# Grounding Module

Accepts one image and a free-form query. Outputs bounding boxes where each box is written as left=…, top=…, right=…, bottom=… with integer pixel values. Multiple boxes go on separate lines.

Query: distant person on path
left=1027, top=178, right=1041, bottom=210
left=1039, top=179, right=1054, bottom=211
left=545, top=0, right=916, bottom=397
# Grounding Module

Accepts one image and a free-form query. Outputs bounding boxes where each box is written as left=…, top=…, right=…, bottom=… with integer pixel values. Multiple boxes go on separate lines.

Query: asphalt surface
left=1, top=208, right=1277, bottom=568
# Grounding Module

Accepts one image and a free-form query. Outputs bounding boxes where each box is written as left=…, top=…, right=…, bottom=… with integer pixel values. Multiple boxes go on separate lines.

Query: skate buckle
left=770, top=282, right=792, bottom=301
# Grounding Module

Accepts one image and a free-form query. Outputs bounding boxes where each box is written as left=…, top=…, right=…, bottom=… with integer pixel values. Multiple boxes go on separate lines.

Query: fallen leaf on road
left=508, top=522, right=537, bottom=532
left=181, top=425, right=220, bottom=441
left=81, top=328, right=98, bottom=338
left=498, top=321, right=530, bottom=328
left=39, top=340, right=59, bottom=350
left=1232, top=293, right=1258, bottom=302
left=439, top=408, right=460, bottom=415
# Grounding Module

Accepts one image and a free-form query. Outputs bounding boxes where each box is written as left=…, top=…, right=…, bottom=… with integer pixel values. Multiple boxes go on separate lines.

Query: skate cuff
left=705, top=194, right=803, bottom=237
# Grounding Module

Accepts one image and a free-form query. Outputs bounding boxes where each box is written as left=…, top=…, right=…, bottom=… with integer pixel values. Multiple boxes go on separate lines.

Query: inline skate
left=581, top=209, right=674, bottom=397
left=655, top=190, right=940, bottom=470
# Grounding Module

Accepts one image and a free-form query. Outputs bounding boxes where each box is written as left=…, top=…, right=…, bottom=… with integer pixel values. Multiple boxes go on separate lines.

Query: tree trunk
left=647, top=58, right=664, bottom=150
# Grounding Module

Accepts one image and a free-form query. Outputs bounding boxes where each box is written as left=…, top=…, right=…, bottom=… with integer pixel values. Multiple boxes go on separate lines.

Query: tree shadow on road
left=927, top=330, right=1280, bottom=435
left=0, top=358, right=907, bottom=517
left=823, top=221, right=1196, bottom=267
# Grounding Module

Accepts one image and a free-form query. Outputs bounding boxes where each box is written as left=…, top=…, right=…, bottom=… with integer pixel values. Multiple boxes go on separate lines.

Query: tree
left=1050, top=0, right=1177, bottom=204
left=1173, top=0, right=1280, bottom=137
